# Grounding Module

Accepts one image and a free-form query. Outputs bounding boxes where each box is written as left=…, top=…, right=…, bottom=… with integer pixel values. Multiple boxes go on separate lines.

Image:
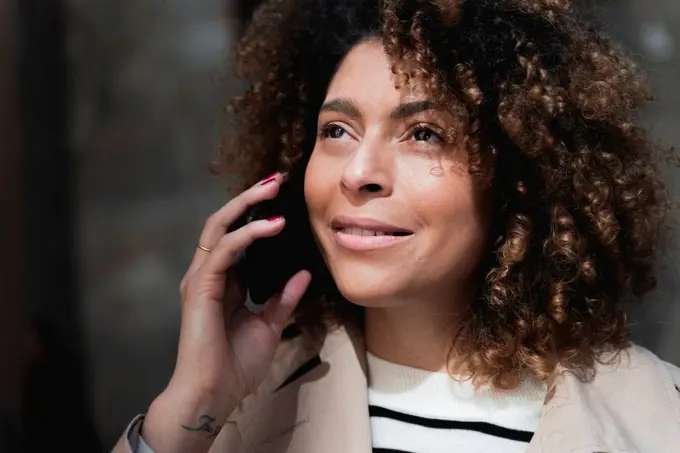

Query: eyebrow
left=319, top=99, right=362, bottom=118
left=319, top=98, right=436, bottom=120
left=389, top=100, right=435, bottom=120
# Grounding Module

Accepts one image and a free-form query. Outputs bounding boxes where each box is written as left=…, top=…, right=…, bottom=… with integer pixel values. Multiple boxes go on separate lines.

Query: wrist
left=142, top=388, right=239, bottom=453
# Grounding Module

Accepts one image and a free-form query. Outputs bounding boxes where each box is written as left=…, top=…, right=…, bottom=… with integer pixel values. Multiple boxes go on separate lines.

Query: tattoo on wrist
left=181, top=415, right=223, bottom=438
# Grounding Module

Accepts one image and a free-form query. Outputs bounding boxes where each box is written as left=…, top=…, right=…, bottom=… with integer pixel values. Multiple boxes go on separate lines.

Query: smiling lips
left=331, top=216, right=413, bottom=251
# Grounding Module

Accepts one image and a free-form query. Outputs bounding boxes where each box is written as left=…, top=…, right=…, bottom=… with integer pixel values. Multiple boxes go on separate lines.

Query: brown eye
left=413, top=127, right=442, bottom=143
left=322, top=124, right=348, bottom=139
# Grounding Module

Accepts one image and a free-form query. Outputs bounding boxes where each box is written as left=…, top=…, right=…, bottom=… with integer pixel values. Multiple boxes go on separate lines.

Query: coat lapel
left=232, top=325, right=372, bottom=453
left=526, top=371, right=607, bottom=453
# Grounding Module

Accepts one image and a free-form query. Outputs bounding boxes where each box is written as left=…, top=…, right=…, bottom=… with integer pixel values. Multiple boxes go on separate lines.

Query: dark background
left=1, top=0, right=679, bottom=451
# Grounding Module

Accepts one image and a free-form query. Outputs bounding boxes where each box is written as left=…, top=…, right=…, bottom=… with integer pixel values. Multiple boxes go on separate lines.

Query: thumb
left=261, top=270, right=312, bottom=336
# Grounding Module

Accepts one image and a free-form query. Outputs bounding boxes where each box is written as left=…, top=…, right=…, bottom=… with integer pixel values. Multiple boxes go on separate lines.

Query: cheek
left=411, top=166, right=489, bottom=249
left=304, top=150, right=333, bottom=223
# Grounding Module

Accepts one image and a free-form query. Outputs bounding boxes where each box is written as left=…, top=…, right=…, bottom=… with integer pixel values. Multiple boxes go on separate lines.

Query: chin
left=329, top=265, right=410, bottom=308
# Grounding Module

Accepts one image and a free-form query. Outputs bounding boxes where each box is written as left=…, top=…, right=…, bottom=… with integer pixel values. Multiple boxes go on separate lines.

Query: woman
left=114, top=0, right=680, bottom=452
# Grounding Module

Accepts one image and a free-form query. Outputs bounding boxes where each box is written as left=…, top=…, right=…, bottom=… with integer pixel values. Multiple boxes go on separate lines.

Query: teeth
left=343, top=227, right=390, bottom=236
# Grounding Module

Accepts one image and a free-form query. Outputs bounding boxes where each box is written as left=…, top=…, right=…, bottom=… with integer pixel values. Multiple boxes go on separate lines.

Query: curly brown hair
left=218, top=0, right=673, bottom=388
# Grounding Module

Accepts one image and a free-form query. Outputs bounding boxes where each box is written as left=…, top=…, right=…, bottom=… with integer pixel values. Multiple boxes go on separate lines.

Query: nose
left=339, top=136, right=393, bottom=201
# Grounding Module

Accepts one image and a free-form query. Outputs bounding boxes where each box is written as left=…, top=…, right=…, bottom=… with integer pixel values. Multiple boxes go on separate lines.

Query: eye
left=320, top=124, right=350, bottom=140
left=412, top=125, right=443, bottom=143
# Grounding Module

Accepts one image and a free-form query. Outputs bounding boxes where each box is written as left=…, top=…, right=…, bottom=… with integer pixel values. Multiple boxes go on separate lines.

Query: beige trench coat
left=113, top=324, right=680, bottom=453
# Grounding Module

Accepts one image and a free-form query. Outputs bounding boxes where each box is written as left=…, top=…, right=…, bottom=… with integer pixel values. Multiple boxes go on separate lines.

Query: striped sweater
left=367, top=352, right=546, bottom=453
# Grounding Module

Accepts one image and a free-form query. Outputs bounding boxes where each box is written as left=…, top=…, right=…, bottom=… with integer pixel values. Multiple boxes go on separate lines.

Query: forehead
left=324, top=40, right=427, bottom=106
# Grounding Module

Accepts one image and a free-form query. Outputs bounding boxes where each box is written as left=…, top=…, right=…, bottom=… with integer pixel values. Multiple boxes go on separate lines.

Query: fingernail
left=267, top=216, right=284, bottom=223
left=260, top=173, right=278, bottom=186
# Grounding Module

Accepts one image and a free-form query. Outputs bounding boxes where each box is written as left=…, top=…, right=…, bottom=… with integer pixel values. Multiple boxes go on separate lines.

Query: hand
left=142, top=173, right=311, bottom=453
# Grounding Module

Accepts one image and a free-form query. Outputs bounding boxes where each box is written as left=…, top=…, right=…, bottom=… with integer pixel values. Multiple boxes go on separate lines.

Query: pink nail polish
left=267, top=216, right=284, bottom=223
left=260, top=173, right=278, bottom=185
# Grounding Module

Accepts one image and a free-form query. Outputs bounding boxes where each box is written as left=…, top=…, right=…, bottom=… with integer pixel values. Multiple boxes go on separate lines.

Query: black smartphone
left=228, top=173, right=320, bottom=305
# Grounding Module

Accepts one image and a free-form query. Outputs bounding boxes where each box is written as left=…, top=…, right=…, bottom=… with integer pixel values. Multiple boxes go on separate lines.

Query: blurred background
left=0, top=0, right=679, bottom=451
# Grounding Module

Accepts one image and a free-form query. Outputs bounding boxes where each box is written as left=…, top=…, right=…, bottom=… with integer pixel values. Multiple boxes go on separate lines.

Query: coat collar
left=229, top=324, right=680, bottom=453
left=231, top=324, right=371, bottom=453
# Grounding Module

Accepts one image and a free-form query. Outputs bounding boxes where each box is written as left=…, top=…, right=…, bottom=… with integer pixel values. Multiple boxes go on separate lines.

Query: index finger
left=198, top=216, right=286, bottom=277
left=186, top=173, right=284, bottom=277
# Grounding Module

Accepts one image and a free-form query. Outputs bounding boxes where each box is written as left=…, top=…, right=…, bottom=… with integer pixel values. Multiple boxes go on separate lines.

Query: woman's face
left=305, top=40, right=490, bottom=308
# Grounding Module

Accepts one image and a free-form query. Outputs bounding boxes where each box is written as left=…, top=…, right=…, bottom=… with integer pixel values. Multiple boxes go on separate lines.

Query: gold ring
left=197, top=245, right=213, bottom=253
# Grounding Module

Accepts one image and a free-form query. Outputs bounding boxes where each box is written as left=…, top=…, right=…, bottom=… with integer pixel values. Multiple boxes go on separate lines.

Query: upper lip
left=330, top=215, right=413, bottom=234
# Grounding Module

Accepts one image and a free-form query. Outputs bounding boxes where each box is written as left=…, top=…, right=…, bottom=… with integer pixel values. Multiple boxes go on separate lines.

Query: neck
left=363, top=295, right=468, bottom=373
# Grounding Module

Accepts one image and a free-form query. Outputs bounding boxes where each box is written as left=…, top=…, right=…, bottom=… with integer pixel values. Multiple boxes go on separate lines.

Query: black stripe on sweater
left=369, top=405, right=534, bottom=443
left=373, top=449, right=415, bottom=453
